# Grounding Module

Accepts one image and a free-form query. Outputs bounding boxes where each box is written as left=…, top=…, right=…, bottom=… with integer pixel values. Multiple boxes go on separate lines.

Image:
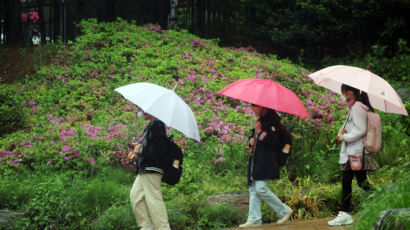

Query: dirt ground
left=222, top=218, right=350, bottom=230
left=0, top=45, right=36, bottom=84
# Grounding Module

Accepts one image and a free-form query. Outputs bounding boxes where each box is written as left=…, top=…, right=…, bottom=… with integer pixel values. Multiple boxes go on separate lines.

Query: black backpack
left=162, top=135, right=183, bottom=185
left=277, top=126, right=292, bottom=168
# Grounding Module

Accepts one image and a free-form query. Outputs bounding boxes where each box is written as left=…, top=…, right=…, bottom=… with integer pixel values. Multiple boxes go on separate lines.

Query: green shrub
left=1, top=18, right=409, bottom=229
left=0, top=85, right=25, bottom=137
left=197, top=204, right=244, bottom=229
left=167, top=208, right=191, bottom=230
left=90, top=205, right=137, bottom=230
left=354, top=170, right=410, bottom=230
left=1, top=169, right=133, bottom=229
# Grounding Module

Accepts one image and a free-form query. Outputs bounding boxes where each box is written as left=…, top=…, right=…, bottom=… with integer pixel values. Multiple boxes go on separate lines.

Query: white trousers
left=130, top=173, right=170, bottom=230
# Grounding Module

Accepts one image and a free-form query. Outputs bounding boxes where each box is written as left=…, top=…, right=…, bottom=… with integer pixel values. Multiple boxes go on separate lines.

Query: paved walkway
left=222, top=218, right=350, bottom=230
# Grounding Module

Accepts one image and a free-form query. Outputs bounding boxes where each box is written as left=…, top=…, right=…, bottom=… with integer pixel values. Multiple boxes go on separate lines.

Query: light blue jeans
left=247, top=180, right=290, bottom=223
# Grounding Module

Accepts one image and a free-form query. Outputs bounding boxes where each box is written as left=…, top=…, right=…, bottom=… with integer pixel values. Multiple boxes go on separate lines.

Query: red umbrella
left=218, top=79, right=311, bottom=118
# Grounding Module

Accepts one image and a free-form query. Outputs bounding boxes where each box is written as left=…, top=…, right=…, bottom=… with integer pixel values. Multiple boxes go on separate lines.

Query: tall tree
left=5, top=0, right=23, bottom=44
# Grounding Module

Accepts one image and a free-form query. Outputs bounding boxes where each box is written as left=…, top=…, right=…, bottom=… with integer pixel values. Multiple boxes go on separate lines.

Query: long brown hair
left=259, top=108, right=281, bottom=131
left=341, top=84, right=374, bottom=112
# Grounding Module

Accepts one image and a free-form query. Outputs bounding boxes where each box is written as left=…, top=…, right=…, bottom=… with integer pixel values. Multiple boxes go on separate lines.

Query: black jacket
left=247, top=126, right=282, bottom=185
left=137, top=119, right=168, bottom=174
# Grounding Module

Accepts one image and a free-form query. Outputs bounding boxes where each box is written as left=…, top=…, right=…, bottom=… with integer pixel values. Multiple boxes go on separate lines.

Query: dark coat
left=137, top=119, right=168, bottom=174
left=247, top=126, right=282, bottom=185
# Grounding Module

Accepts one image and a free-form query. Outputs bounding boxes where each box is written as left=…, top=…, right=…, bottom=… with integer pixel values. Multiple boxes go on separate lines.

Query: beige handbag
left=349, top=155, right=363, bottom=171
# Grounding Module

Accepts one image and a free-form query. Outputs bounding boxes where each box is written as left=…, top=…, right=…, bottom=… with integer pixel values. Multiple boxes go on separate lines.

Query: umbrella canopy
left=309, top=65, right=408, bottom=116
left=115, top=82, right=201, bottom=142
left=218, top=79, right=311, bottom=118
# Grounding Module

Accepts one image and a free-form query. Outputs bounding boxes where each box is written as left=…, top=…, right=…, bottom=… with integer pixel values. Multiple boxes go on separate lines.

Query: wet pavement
left=222, top=218, right=350, bottom=230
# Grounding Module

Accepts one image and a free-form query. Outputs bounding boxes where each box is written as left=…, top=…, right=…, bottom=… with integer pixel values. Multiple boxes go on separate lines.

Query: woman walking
left=328, top=84, right=379, bottom=226
left=128, top=110, right=171, bottom=230
left=239, top=105, right=293, bottom=228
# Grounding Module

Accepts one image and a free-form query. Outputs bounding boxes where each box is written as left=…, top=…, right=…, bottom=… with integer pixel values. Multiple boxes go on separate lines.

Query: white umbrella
left=309, top=65, right=408, bottom=116
left=115, top=82, right=201, bottom=142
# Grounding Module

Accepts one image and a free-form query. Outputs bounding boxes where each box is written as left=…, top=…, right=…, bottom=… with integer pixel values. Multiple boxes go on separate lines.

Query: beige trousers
left=130, top=173, right=170, bottom=230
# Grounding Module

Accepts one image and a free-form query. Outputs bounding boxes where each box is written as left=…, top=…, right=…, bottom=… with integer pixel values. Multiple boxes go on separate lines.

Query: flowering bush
left=1, top=18, right=408, bottom=228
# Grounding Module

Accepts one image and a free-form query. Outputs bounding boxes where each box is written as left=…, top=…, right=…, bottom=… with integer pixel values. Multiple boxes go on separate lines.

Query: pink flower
left=63, top=146, right=72, bottom=152
left=181, top=52, right=191, bottom=59
left=306, top=98, right=313, bottom=106
left=205, top=128, right=214, bottom=135
left=72, top=148, right=79, bottom=156
left=91, top=71, right=98, bottom=77
left=47, top=161, right=51, bottom=165
left=86, top=158, right=95, bottom=164
left=213, top=157, right=225, bottom=164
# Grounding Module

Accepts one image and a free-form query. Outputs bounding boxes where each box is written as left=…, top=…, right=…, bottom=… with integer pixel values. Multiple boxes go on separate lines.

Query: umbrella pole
left=367, top=63, right=372, bottom=71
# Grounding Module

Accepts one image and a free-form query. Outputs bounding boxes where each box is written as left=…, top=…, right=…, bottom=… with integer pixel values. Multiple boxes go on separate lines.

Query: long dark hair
left=341, top=84, right=374, bottom=112
left=259, top=108, right=281, bottom=131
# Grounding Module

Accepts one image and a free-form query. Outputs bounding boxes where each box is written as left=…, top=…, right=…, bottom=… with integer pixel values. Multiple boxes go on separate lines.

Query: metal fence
left=0, top=0, right=66, bottom=45
left=20, top=0, right=66, bottom=44
left=0, top=0, right=210, bottom=45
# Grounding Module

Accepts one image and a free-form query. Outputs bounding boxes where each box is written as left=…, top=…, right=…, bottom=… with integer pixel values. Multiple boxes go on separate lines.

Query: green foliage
left=367, top=39, right=410, bottom=83
left=354, top=166, right=410, bottom=230
left=1, top=18, right=409, bottom=229
left=197, top=204, right=244, bottom=229
left=90, top=205, right=137, bottom=230
left=0, top=167, right=133, bottom=229
left=0, top=85, right=25, bottom=137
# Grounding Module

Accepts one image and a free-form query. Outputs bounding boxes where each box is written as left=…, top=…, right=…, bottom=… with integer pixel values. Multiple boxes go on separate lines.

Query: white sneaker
left=328, top=211, right=354, bottom=226
left=239, top=222, right=262, bottom=228
left=276, top=208, right=293, bottom=225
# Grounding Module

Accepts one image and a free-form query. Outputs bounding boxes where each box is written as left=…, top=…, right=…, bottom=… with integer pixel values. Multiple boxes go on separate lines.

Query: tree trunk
left=5, top=0, right=23, bottom=44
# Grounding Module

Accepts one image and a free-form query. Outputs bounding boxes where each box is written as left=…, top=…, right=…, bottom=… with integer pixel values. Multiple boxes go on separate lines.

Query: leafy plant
left=354, top=168, right=410, bottom=230
left=0, top=85, right=25, bottom=137
left=0, top=18, right=408, bottom=229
